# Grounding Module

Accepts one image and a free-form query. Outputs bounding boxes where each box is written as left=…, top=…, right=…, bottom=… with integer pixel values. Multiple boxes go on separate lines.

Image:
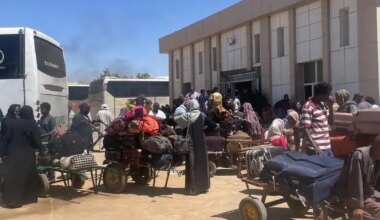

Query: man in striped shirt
left=301, top=82, right=335, bottom=156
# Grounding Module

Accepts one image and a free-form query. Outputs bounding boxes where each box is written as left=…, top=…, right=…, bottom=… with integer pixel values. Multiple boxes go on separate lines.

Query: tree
left=135, top=73, right=150, bottom=79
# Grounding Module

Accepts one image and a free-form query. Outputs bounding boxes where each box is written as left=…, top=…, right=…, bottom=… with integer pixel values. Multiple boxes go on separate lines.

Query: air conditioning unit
left=227, top=38, right=236, bottom=45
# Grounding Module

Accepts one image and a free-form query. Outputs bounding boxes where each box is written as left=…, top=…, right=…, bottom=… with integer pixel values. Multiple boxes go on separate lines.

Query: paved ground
left=0, top=152, right=314, bottom=220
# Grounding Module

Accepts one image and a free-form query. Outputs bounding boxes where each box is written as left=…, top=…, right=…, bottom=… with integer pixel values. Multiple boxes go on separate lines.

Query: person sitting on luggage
left=242, top=103, right=262, bottom=140
left=283, top=110, right=302, bottom=151
left=335, top=89, right=358, bottom=114
left=334, top=135, right=380, bottom=220
left=265, top=118, right=287, bottom=148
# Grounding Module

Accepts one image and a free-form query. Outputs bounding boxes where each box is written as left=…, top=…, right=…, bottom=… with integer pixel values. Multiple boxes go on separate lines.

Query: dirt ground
left=0, top=152, right=314, bottom=220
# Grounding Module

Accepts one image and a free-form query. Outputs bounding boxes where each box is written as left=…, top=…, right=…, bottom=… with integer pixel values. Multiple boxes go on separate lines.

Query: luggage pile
left=104, top=105, right=181, bottom=170
left=260, top=151, right=343, bottom=205
left=331, top=109, right=380, bottom=158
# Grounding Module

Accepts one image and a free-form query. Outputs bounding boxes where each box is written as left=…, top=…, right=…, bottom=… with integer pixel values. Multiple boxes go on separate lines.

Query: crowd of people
left=171, top=82, right=380, bottom=219
left=0, top=82, right=380, bottom=219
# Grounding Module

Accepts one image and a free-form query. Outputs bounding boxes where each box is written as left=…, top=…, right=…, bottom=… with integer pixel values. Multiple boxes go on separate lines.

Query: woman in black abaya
left=2, top=105, right=42, bottom=208
left=175, top=99, right=216, bottom=195
left=0, top=104, right=20, bottom=157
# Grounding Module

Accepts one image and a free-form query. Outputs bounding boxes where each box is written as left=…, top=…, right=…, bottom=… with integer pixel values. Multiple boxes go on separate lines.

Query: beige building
left=160, top=0, right=380, bottom=105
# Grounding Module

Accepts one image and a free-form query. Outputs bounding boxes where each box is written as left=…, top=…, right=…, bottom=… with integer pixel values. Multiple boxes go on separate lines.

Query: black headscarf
left=79, top=102, right=90, bottom=115
left=20, top=105, right=34, bottom=120
left=7, top=104, right=20, bottom=118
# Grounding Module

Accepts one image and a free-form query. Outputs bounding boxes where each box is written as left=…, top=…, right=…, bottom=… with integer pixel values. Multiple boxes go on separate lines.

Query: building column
left=321, top=0, right=331, bottom=83
left=204, top=38, right=212, bottom=89
left=260, top=17, right=272, bottom=104
left=246, top=23, right=253, bottom=71
left=168, top=51, right=174, bottom=105
left=357, top=0, right=380, bottom=102
left=288, top=8, right=296, bottom=101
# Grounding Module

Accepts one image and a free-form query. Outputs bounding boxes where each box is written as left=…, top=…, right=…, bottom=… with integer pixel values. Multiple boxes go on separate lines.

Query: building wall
left=172, top=49, right=181, bottom=98
left=221, top=26, right=247, bottom=72
left=271, top=11, right=290, bottom=104
left=330, top=0, right=359, bottom=94
left=182, top=46, right=192, bottom=84
left=165, top=0, right=380, bottom=104
left=296, top=1, right=322, bottom=63
left=194, top=40, right=205, bottom=91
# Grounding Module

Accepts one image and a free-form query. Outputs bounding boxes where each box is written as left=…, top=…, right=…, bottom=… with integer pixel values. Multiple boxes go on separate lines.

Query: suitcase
left=245, top=146, right=286, bottom=178
left=354, top=108, right=380, bottom=134
left=204, top=136, right=226, bottom=152
left=260, top=151, right=308, bottom=180
left=278, top=156, right=343, bottom=204
left=332, top=112, right=355, bottom=132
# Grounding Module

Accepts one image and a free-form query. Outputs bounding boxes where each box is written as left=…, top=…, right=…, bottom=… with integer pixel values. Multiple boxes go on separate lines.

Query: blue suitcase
left=278, top=156, right=343, bottom=204
left=260, top=151, right=308, bottom=181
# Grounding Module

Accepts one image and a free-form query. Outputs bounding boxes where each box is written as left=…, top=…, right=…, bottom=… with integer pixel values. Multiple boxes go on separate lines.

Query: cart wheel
left=38, top=173, right=50, bottom=197
left=209, top=161, right=217, bottom=177
left=71, top=174, right=86, bottom=189
left=239, top=197, right=267, bottom=220
left=286, top=198, right=310, bottom=217
left=131, top=166, right=152, bottom=185
left=103, top=164, right=127, bottom=193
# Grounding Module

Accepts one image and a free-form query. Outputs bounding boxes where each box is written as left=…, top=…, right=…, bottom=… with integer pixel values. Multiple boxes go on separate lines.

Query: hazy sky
left=0, top=0, right=240, bottom=82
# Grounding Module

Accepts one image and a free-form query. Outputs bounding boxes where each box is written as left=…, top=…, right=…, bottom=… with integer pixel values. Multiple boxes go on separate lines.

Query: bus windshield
left=106, top=81, right=169, bottom=98
left=34, top=36, right=66, bottom=78
left=69, top=86, right=89, bottom=101
left=0, top=34, right=24, bottom=79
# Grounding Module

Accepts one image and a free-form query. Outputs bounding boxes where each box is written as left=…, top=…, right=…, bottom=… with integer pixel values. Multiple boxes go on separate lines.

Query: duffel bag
left=173, top=135, right=192, bottom=155
left=142, top=135, right=171, bottom=154
left=150, top=153, right=173, bottom=170
left=105, top=118, right=126, bottom=134
left=68, top=154, right=98, bottom=171
left=246, top=146, right=286, bottom=178
left=138, top=116, right=159, bottom=135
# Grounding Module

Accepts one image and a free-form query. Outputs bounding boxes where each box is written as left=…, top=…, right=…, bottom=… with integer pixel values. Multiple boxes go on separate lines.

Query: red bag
left=138, top=116, right=159, bottom=135
left=123, top=105, right=147, bottom=121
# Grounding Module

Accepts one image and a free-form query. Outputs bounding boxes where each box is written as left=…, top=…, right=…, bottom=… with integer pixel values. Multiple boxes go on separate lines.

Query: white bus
left=88, top=77, right=169, bottom=117
left=0, top=27, right=68, bottom=124
left=68, top=83, right=89, bottom=113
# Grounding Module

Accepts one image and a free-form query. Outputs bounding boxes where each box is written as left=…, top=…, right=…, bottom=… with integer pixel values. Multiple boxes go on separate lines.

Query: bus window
left=148, top=81, right=169, bottom=96
left=34, top=36, right=66, bottom=78
left=69, top=86, right=89, bottom=101
left=106, top=81, right=169, bottom=98
left=0, top=35, right=24, bottom=79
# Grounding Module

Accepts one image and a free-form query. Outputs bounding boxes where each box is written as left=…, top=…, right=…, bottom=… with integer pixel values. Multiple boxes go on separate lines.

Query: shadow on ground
left=212, top=207, right=314, bottom=220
